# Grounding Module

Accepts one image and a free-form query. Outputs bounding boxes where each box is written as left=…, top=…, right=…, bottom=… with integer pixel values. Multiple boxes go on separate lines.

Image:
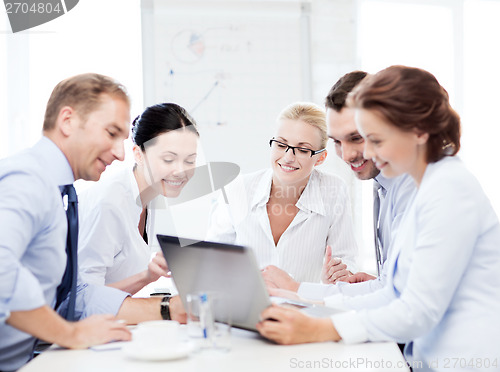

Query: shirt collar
left=251, top=169, right=273, bottom=208
left=296, top=170, right=326, bottom=216
left=374, top=173, right=393, bottom=194
left=33, top=136, right=75, bottom=187
left=128, top=166, right=143, bottom=211
left=250, top=168, right=326, bottom=216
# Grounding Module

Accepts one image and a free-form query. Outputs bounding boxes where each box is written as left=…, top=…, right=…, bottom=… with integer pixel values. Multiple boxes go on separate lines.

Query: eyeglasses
left=269, top=139, right=326, bottom=158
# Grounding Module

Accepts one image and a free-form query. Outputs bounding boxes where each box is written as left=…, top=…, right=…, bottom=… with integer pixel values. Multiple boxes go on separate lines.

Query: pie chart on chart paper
left=171, top=29, right=206, bottom=63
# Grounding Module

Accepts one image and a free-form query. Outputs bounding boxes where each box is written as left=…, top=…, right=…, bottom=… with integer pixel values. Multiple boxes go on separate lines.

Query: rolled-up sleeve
left=57, top=283, right=130, bottom=320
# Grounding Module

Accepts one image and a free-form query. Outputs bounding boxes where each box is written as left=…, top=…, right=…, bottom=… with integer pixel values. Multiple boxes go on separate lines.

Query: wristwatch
left=160, top=294, right=172, bottom=320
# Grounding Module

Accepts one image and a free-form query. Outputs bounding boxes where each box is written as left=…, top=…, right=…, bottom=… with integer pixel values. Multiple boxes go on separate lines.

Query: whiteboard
left=141, top=0, right=310, bottom=173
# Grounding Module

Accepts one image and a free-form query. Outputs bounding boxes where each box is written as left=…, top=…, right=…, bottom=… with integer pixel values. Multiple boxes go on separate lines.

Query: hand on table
left=345, top=272, right=377, bottom=283
left=69, top=314, right=131, bottom=349
left=261, top=265, right=300, bottom=292
left=256, top=304, right=340, bottom=345
left=267, top=287, right=302, bottom=301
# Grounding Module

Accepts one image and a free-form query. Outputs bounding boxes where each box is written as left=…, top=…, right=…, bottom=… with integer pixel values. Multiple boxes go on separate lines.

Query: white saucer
left=123, top=342, right=195, bottom=361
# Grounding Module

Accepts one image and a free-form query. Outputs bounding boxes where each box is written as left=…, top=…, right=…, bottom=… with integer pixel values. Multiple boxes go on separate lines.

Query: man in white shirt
left=263, top=71, right=414, bottom=300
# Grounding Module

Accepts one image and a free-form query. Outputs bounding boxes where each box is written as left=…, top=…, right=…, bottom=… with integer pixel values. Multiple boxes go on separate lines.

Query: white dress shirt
left=298, top=174, right=415, bottom=299
left=78, top=167, right=156, bottom=286
left=207, top=168, right=358, bottom=283
left=328, top=157, right=500, bottom=370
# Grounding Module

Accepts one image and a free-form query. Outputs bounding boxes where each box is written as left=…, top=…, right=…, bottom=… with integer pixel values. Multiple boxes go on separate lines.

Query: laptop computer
left=157, top=234, right=341, bottom=332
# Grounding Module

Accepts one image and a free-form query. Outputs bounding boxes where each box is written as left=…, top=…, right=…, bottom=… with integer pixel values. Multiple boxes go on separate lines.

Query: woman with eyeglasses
left=77, top=103, right=199, bottom=295
left=207, top=102, right=358, bottom=283
left=256, top=66, right=500, bottom=369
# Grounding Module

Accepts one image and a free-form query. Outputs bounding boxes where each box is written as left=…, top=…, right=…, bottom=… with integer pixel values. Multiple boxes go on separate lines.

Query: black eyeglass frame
left=269, top=138, right=326, bottom=158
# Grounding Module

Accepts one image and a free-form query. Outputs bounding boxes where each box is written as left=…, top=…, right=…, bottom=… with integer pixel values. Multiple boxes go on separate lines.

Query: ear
left=133, top=144, right=144, bottom=165
left=314, top=150, right=328, bottom=166
left=415, top=131, right=429, bottom=145
left=56, top=106, right=76, bottom=137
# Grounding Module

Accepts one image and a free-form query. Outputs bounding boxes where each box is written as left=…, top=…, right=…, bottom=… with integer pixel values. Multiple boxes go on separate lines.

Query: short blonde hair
left=277, top=102, right=327, bottom=148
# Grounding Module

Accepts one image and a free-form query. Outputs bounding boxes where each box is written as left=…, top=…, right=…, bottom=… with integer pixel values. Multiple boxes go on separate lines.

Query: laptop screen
left=157, top=234, right=272, bottom=331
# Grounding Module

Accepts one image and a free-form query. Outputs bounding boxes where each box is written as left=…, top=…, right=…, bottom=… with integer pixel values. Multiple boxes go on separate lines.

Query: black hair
left=131, top=103, right=199, bottom=150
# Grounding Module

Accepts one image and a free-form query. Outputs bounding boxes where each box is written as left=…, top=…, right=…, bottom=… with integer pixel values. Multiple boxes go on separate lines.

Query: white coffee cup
left=133, top=320, right=180, bottom=350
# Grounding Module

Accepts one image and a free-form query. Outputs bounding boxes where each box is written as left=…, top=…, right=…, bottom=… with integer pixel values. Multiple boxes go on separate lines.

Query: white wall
left=141, top=0, right=368, bottom=269
left=2, top=0, right=499, bottom=275
left=0, top=0, right=143, bottom=159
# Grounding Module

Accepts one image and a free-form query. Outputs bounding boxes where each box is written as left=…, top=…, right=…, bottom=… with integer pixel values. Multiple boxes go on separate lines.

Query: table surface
left=20, top=327, right=410, bottom=372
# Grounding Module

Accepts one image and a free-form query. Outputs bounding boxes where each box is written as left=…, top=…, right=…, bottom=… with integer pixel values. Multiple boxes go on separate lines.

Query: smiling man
left=325, top=73, right=379, bottom=181
left=322, top=71, right=414, bottom=286
left=0, top=74, right=185, bottom=372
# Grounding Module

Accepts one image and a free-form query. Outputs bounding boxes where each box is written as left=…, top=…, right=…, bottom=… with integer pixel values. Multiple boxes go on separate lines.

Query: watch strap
left=160, top=295, right=172, bottom=320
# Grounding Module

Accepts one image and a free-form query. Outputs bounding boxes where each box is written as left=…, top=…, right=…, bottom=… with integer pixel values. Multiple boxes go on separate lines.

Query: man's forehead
left=327, top=109, right=359, bottom=138
left=88, top=96, right=130, bottom=127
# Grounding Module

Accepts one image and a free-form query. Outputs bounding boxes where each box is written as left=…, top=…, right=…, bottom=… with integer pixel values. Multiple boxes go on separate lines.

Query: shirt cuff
left=324, top=293, right=346, bottom=309
left=298, top=282, right=339, bottom=301
left=331, top=310, right=369, bottom=344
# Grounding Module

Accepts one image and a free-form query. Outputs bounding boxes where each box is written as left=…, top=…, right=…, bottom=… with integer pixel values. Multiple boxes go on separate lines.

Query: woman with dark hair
left=78, top=103, right=199, bottom=295
left=257, top=66, right=500, bottom=369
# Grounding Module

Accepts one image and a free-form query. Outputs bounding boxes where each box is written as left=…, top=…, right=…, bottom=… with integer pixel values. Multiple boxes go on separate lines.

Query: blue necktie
left=55, top=184, right=78, bottom=321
